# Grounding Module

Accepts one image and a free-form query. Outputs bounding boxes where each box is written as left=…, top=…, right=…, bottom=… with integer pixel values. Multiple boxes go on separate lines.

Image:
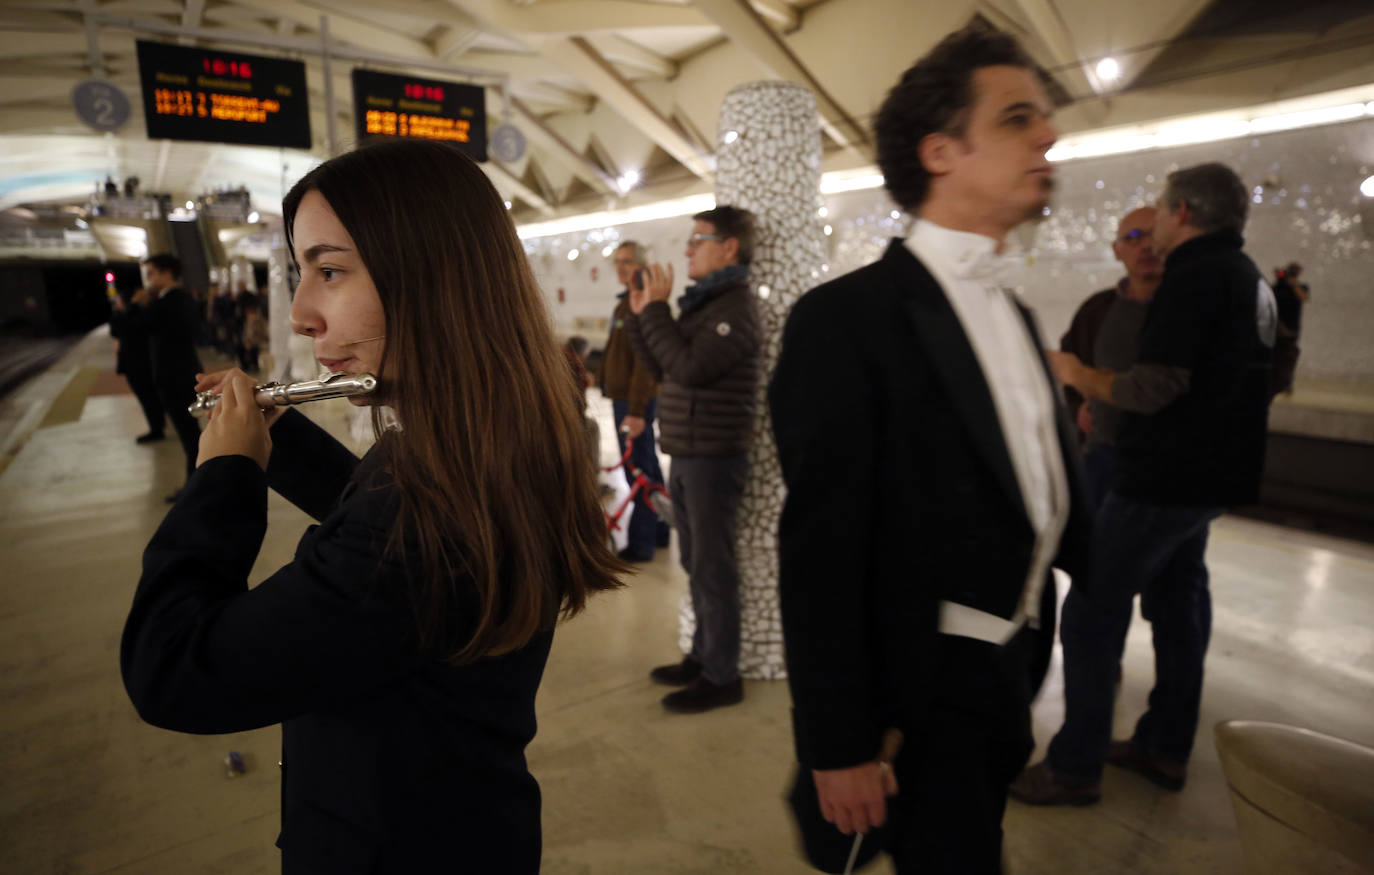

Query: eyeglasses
left=686, top=233, right=725, bottom=249
left=1117, top=228, right=1153, bottom=244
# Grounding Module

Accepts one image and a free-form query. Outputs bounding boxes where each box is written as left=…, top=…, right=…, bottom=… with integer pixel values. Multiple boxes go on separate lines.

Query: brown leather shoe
left=1008, top=760, right=1101, bottom=806
left=1106, top=739, right=1186, bottom=791
left=661, top=677, right=743, bottom=714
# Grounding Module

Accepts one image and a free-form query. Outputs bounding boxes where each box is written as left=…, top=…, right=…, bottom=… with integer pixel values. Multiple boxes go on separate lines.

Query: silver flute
left=189, top=372, right=378, bottom=417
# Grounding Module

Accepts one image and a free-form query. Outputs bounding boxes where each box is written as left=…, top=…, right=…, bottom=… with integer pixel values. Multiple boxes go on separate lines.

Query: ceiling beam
left=524, top=157, right=559, bottom=205
left=482, top=161, right=553, bottom=215
left=537, top=36, right=713, bottom=179
left=181, top=0, right=206, bottom=29
left=748, top=0, right=797, bottom=31
left=435, top=24, right=482, bottom=61
left=1006, top=0, right=1104, bottom=98
left=510, top=97, right=619, bottom=197
left=507, top=80, right=593, bottom=112
left=691, top=0, right=870, bottom=153
left=584, top=34, right=676, bottom=79
left=454, top=0, right=713, bottom=36
left=227, top=0, right=435, bottom=58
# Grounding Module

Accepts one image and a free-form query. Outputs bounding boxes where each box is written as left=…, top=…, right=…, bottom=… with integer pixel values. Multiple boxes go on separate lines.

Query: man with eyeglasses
left=601, top=240, right=669, bottom=562
left=1015, top=162, right=1276, bottom=805
left=627, top=205, right=761, bottom=714
left=1057, top=206, right=1163, bottom=507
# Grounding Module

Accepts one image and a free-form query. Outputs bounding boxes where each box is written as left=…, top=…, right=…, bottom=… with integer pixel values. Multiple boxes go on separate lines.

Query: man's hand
left=197, top=370, right=273, bottom=470
left=628, top=278, right=648, bottom=315
left=622, top=415, right=646, bottom=439
left=1047, top=350, right=1083, bottom=388
left=130, top=287, right=151, bottom=306
left=813, top=761, right=900, bottom=836
left=1076, top=402, right=1094, bottom=436
left=643, top=263, right=674, bottom=306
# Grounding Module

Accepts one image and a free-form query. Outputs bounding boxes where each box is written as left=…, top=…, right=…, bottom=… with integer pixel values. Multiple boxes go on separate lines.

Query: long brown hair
left=283, top=139, right=624, bottom=663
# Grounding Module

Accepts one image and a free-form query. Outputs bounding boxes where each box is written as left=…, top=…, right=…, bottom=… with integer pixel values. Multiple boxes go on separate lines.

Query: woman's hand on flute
left=196, top=371, right=273, bottom=471
left=195, top=368, right=287, bottom=427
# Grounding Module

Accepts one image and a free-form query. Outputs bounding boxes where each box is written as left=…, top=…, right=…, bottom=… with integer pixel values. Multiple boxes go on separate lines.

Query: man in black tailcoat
left=768, top=24, right=1093, bottom=873
left=127, top=254, right=203, bottom=501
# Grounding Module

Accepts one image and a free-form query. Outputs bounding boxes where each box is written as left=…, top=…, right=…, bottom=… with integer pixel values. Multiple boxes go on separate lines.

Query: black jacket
left=768, top=240, right=1093, bottom=770
left=116, top=286, right=203, bottom=397
left=1115, top=229, right=1274, bottom=506
left=121, top=410, right=550, bottom=873
left=626, top=278, right=761, bottom=457
left=109, top=302, right=153, bottom=378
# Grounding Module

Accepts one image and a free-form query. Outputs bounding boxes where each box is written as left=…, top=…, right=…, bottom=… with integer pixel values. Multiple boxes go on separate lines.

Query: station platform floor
left=2, top=328, right=1372, bottom=874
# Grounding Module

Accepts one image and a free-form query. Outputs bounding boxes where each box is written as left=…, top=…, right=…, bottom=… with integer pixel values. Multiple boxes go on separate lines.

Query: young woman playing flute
left=121, top=139, right=624, bottom=873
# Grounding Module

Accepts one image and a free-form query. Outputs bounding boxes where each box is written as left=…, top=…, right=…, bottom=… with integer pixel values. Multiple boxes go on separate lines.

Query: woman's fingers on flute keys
left=193, top=367, right=250, bottom=395
left=196, top=372, right=272, bottom=471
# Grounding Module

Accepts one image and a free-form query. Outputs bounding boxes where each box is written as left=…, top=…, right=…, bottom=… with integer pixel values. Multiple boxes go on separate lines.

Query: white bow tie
left=950, top=249, right=1020, bottom=282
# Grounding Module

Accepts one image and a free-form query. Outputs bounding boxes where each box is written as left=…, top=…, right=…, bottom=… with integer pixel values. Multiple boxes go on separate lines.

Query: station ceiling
left=2, top=0, right=1373, bottom=222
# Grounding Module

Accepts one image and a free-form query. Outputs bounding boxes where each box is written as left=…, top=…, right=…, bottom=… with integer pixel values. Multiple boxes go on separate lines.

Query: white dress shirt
left=905, top=220, right=1070, bottom=627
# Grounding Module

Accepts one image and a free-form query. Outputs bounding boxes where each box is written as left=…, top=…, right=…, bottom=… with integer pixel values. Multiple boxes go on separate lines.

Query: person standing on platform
left=1058, top=206, right=1163, bottom=507
left=628, top=207, right=762, bottom=714
left=121, top=139, right=624, bottom=873
left=109, top=286, right=166, bottom=444
left=125, top=254, right=204, bottom=502
left=1014, top=162, right=1276, bottom=804
left=602, top=241, right=669, bottom=562
left=768, top=26, right=1093, bottom=872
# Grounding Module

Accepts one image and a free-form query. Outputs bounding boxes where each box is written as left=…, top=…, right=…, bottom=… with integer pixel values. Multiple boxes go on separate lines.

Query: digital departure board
left=136, top=40, right=311, bottom=149
left=351, top=69, right=487, bottom=162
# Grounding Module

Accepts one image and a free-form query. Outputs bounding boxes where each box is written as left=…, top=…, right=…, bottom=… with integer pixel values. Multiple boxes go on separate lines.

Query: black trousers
left=157, top=378, right=201, bottom=479
left=887, top=627, right=1041, bottom=874
left=124, top=366, right=165, bottom=435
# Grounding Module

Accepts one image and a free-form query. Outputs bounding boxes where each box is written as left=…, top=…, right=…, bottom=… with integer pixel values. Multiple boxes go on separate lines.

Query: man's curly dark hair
left=874, top=25, right=1036, bottom=213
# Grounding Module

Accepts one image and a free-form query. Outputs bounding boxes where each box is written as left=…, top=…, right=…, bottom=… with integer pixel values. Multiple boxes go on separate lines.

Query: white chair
left=1214, top=721, right=1374, bottom=873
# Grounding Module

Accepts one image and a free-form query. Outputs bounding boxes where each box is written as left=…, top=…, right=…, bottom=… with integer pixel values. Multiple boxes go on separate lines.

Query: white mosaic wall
left=671, top=81, right=824, bottom=680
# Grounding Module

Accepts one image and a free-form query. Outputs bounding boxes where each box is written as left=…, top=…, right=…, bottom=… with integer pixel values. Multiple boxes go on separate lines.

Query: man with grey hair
left=601, top=240, right=668, bottom=562
left=1013, top=162, right=1276, bottom=805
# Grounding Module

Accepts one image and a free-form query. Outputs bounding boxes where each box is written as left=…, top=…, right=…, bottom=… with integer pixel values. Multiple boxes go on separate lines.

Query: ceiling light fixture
left=1095, top=57, right=1120, bottom=82
left=1361, top=175, right=1374, bottom=198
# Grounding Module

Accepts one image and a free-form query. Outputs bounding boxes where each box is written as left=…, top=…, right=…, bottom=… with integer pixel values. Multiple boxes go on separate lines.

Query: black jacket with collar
left=121, top=410, right=550, bottom=873
left=1115, top=229, right=1273, bottom=506
left=627, top=275, right=762, bottom=457
left=768, top=239, right=1093, bottom=770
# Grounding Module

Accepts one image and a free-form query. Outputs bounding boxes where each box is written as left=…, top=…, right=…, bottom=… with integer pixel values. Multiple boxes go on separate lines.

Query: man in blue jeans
left=601, top=241, right=670, bottom=562
left=1012, top=162, right=1277, bottom=804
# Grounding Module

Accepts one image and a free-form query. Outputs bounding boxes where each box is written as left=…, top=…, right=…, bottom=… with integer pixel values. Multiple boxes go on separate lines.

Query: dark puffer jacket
left=627, top=279, right=761, bottom=457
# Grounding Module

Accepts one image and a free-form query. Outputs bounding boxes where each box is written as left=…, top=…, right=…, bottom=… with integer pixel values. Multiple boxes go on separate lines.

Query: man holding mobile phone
left=601, top=241, right=669, bottom=562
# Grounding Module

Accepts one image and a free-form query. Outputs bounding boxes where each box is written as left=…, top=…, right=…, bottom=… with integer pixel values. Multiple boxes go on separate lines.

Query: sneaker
left=1008, top=760, right=1101, bottom=806
left=1106, top=739, right=1186, bottom=791
left=618, top=547, right=653, bottom=563
left=649, top=657, right=702, bottom=686
left=135, top=432, right=166, bottom=444
left=662, top=677, right=744, bottom=714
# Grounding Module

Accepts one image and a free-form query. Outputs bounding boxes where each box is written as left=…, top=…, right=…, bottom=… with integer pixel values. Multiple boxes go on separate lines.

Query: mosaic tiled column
left=676, top=81, right=826, bottom=680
